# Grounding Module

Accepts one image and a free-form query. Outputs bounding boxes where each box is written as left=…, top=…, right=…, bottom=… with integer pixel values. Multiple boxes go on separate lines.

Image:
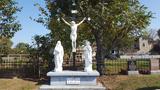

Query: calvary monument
left=39, top=0, right=106, bottom=90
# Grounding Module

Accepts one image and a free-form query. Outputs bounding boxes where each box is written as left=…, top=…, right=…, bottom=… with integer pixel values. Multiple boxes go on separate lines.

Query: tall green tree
left=36, top=0, right=152, bottom=75
left=0, top=0, right=21, bottom=38
left=33, top=34, right=53, bottom=59
left=0, top=37, right=12, bottom=54
left=31, top=34, right=54, bottom=76
left=14, top=42, right=30, bottom=54
left=151, top=29, right=160, bottom=54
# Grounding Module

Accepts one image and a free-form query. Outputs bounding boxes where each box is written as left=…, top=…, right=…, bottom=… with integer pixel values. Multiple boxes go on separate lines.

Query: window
left=143, top=43, right=145, bottom=47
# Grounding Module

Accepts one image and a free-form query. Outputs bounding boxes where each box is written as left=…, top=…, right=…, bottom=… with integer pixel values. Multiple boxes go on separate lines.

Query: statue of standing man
left=62, top=17, right=86, bottom=52
left=53, top=41, right=64, bottom=72
left=83, top=40, right=93, bottom=72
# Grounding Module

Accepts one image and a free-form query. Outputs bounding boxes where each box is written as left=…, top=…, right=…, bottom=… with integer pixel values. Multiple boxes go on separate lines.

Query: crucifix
left=62, top=17, right=86, bottom=52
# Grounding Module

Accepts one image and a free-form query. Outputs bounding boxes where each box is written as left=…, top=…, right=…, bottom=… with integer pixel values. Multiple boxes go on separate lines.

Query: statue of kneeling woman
left=53, top=41, right=64, bottom=72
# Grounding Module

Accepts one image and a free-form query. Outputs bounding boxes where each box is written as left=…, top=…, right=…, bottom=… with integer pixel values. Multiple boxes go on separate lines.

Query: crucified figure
left=62, top=17, right=86, bottom=52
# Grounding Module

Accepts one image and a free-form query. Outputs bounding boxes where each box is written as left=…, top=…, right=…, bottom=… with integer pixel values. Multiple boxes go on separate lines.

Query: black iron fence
left=105, top=59, right=151, bottom=75
left=0, top=54, right=84, bottom=78
left=0, top=54, right=157, bottom=77
left=0, top=54, right=43, bottom=78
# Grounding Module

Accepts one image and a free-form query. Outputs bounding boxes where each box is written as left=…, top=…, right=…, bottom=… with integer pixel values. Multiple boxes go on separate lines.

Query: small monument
left=39, top=39, right=105, bottom=89
left=39, top=0, right=105, bottom=90
left=127, top=58, right=139, bottom=75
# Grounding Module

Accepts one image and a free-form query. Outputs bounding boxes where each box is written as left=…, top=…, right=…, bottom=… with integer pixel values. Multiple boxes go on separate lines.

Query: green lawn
left=99, top=75, right=160, bottom=90
left=0, top=75, right=160, bottom=90
left=0, top=77, right=39, bottom=90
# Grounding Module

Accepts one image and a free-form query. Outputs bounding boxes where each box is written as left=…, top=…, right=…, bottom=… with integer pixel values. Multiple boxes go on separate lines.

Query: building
left=124, top=37, right=155, bottom=55
left=136, top=37, right=154, bottom=54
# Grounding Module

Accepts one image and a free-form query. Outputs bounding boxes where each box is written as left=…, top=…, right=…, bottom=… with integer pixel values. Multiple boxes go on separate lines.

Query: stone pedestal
left=39, top=71, right=106, bottom=90
left=128, top=71, right=139, bottom=75
left=150, top=59, right=160, bottom=74
left=151, top=70, right=160, bottom=74
left=127, top=59, right=139, bottom=75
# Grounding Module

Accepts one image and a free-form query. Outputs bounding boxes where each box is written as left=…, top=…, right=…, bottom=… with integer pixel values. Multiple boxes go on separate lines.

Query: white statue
left=83, top=40, right=93, bottom=72
left=53, top=41, right=64, bottom=72
left=62, top=17, right=86, bottom=52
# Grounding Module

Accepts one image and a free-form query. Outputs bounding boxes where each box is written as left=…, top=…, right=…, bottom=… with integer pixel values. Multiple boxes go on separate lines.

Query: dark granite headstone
left=128, top=59, right=137, bottom=71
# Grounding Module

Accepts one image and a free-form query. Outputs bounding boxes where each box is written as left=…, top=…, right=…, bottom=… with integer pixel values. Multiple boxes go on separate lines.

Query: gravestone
left=127, top=59, right=139, bottom=75
left=121, top=55, right=160, bottom=75
left=128, top=60, right=137, bottom=71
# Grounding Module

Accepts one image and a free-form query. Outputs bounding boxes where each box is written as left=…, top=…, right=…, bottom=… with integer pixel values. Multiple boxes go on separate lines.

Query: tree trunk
left=94, top=32, right=106, bottom=75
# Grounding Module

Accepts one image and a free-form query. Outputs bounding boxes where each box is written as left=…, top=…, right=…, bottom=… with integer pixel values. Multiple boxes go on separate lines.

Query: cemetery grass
left=98, top=75, right=160, bottom=90
left=0, top=77, right=39, bottom=90
left=0, top=75, right=160, bottom=90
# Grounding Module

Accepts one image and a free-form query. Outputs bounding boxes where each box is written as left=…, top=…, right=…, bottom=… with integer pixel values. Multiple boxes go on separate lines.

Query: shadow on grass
left=36, top=78, right=49, bottom=85
left=0, top=73, right=16, bottom=79
left=137, top=87, right=160, bottom=90
left=20, top=77, right=49, bottom=85
left=0, top=73, right=49, bottom=86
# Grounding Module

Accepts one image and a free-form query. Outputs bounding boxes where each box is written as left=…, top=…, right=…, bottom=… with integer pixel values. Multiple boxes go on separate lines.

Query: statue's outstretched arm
left=62, top=18, right=70, bottom=26
left=77, top=17, right=86, bottom=26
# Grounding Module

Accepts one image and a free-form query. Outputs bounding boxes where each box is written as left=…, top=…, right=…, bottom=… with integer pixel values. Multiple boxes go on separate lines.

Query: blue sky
left=140, top=0, right=160, bottom=30
left=11, top=0, right=50, bottom=47
left=11, top=0, right=160, bottom=47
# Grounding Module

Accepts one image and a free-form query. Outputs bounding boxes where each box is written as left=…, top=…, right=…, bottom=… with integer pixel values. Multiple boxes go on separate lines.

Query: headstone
left=128, top=59, right=137, bottom=71
left=127, top=59, right=139, bottom=75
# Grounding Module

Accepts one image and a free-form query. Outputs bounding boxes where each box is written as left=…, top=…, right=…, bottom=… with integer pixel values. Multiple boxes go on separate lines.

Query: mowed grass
left=98, top=75, right=160, bottom=90
left=0, top=75, right=160, bottom=90
left=0, top=77, right=39, bottom=90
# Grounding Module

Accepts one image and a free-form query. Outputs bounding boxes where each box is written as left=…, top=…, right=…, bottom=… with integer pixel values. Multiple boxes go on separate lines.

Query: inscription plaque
left=67, top=77, right=80, bottom=85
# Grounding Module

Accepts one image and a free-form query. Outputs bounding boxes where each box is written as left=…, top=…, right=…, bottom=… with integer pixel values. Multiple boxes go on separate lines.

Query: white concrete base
left=47, top=71, right=99, bottom=85
left=151, top=70, right=160, bottom=74
left=39, top=70, right=106, bottom=90
left=128, top=71, right=139, bottom=75
left=39, top=83, right=106, bottom=90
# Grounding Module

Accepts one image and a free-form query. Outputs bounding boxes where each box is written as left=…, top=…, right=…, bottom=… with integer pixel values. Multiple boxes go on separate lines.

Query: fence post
left=20, top=54, right=21, bottom=61
left=8, top=55, right=9, bottom=61
left=150, top=58, right=160, bottom=74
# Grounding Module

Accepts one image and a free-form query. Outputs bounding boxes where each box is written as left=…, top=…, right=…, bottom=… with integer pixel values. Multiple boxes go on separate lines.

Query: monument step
left=47, top=70, right=99, bottom=76
left=39, top=84, right=106, bottom=90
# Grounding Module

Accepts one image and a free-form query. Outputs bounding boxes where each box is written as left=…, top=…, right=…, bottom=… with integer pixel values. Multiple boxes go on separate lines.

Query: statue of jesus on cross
left=62, top=17, right=86, bottom=52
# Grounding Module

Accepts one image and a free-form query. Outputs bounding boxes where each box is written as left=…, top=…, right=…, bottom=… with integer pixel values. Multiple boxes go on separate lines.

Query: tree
left=0, top=37, right=12, bottom=54
left=14, top=42, right=30, bottom=54
left=33, top=34, right=53, bottom=58
left=30, top=34, right=54, bottom=77
left=35, top=0, right=152, bottom=75
left=0, top=0, right=21, bottom=38
left=151, top=29, right=160, bottom=54
left=157, top=29, right=160, bottom=38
